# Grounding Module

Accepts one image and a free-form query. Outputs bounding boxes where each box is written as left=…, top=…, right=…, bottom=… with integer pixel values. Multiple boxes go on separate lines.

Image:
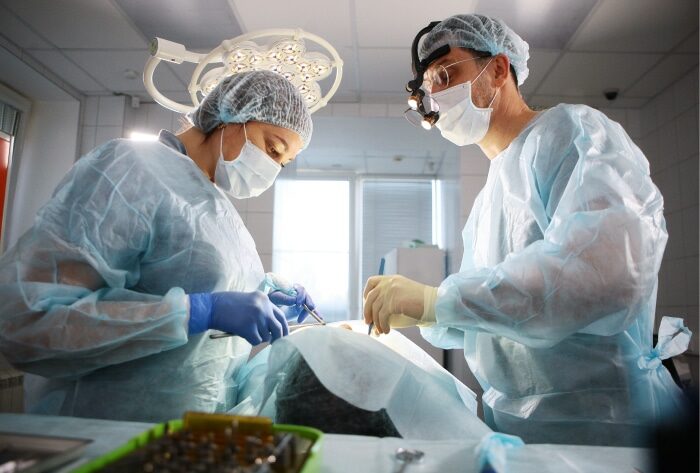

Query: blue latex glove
left=188, top=291, right=289, bottom=345
left=268, top=283, right=322, bottom=323
left=263, top=273, right=323, bottom=324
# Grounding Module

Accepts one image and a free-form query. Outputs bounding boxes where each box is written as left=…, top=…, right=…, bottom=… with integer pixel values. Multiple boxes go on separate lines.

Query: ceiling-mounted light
left=144, top=29, right=343, bottom=115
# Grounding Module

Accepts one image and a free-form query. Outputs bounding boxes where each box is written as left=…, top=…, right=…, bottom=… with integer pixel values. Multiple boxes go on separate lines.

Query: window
left=272, top=179, right=351, bottom=321
left=273, top=177, right=436, bottom=322
left=360, top=179, right=435, bottom=286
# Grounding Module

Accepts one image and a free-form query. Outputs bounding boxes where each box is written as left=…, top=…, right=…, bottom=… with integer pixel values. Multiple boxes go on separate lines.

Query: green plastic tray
left=71, top=419, right=322, bottom=473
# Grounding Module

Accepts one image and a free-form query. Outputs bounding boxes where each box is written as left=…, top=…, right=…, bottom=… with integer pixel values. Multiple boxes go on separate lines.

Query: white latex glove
left=363, top=275, right=438, bottom=334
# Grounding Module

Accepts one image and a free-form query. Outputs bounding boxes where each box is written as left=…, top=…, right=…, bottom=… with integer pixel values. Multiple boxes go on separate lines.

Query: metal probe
left=209, top=304, right=325, bottom=340
left=367, top=257, right=386, bottom=335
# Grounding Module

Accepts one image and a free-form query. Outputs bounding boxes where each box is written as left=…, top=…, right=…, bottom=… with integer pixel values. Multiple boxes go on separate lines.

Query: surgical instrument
left=303, top=303, right=326, bottom=326
left=394, top=447, right=425, bottom=473
left=367, top=257, right=385, bottom=335
left=209, top=304, right=325, bottom=340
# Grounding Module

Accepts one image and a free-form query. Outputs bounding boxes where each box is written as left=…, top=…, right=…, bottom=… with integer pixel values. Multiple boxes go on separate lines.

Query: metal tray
left=0, top=432, right=92, bottom=473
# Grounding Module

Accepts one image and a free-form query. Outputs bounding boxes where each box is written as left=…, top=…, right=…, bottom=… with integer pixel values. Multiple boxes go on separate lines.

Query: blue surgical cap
left=187, top=70, right=313, bottom=148
left=419, top=14, right=530, bottom=86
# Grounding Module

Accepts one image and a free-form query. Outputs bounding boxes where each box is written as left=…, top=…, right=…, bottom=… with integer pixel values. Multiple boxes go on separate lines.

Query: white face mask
left=215, top=123, right=281, bottom=199
left=431, top=59, right=498, bottom=146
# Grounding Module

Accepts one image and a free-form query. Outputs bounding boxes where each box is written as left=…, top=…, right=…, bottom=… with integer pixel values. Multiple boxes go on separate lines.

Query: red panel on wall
left=0, top=137, right=10, bottom=236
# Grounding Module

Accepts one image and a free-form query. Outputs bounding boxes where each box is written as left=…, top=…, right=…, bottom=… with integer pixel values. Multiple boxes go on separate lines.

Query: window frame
left=274, top=172, right=439, bottom=320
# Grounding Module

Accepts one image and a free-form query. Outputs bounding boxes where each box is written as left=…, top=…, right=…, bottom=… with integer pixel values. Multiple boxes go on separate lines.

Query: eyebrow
left=272, top=134, right=289, bottom=152
left=429, top=56, right=452, bottom=69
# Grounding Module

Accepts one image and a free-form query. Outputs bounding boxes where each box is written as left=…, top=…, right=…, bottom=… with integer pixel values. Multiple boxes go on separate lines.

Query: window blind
left=361, top=179, right=433, bottom=284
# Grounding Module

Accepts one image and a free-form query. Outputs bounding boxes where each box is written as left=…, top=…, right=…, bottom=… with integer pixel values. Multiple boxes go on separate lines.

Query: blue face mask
left=215, top=123, right=281, bottom=199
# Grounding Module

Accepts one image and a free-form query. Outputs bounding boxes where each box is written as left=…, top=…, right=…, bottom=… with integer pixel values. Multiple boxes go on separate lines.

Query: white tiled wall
left=438, top=145, right=490, bottom=410
left=232, top=190, right=275, bottom=272
left=452, top=145, right=491, bottom=273
left=79, top=96, right=126, bottom=155
left=637, top=67, right=699, bottom=354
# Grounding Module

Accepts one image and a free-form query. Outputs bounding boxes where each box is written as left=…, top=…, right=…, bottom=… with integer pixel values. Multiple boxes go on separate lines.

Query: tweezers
left=209, top=304, right=325, bottom=340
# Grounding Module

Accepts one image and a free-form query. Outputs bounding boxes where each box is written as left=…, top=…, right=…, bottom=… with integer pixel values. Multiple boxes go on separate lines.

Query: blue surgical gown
left=0, top=131, right=264, bottom=422
left=421, top=104, right=688, bottom=446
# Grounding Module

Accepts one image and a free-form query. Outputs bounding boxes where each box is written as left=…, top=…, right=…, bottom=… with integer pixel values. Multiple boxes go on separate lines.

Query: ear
left=491, top=54, right=511, bottom=88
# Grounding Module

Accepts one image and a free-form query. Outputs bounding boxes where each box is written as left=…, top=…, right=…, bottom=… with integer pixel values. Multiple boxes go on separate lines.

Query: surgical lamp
left=404, top=21, right=449, bottom=130
left=144, top=29, right=343, bottom=114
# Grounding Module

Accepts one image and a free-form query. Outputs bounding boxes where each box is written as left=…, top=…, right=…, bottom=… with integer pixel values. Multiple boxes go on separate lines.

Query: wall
left=79, top=96, right=126, bottom=155
left=637, top=67, right=699, bottom=357
left=4, top=100, right=80, bottom=247
left=0, top=96, right=79, bottom=412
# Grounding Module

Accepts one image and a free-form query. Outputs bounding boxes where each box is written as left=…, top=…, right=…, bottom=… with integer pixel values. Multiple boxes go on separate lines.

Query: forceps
left=302, top=304, right=326, bottom=326
left=209, top=303, right=325, bottom=340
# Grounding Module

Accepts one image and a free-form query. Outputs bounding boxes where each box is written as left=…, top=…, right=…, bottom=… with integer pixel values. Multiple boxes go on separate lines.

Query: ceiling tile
left=29, top=50, right=106, bottom=92
left=519, top=49, right=561, bottom=96
left=64, top=50, right=183, bottom=93
left=676, top=30, right=699, bottom=53
left=0, top=3, right=51, bottom=49
left=358, top=48, right=411, bottom=93
left=231, top=0, right=353, bottom=48
left=626, top=54, right=699, bottom=98
left=537, top=52, right=662, bottom=97
left=329, top=47, right=359, bottom=98
left=3, top=0, right=146, bottom=49
left=114, top=0, right=242, bottom=50
left=355, top=0, right=479, bottom=48
left=152, top=91, right=194, bottom=106
left=570, top=0, right=698, bottom=52
left=329, top=91, right=360, bottom=103
left=0, top=46, right=74, bottom=101
left=169, top=61, right=198, bottom=88
left=476, top=0, right=597, bottom=49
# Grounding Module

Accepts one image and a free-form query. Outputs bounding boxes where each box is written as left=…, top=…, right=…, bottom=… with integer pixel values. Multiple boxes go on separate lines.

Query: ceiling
left=0, top=0, right=697, bottom=174
left=0, top=0, right=696, bottom=106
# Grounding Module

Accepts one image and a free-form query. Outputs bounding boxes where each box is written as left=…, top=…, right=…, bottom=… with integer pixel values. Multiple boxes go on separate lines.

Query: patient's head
left=274, top=352, right=401, bottom=437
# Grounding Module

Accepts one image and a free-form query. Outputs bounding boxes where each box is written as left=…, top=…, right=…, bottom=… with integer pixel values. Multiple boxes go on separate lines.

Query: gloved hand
left=188, top=291, right=288, bottom=345
left=363, top=275, right=438, bottom=334
left=262, top=273, right=323, bottom=324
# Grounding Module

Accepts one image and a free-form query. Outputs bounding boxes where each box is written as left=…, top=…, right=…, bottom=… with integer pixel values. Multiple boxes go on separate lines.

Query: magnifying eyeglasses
left=404, top=21, right=449, bottom=130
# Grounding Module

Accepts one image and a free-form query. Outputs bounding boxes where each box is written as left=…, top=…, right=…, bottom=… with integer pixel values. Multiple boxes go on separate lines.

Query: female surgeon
left=0, top=70, right=319, bottom=422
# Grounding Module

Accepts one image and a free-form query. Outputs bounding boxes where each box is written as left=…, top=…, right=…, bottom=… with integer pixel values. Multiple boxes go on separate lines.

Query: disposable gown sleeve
left=0, top=141, right=189, bottom=378
left=428, top=110, right=666, bottom=349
